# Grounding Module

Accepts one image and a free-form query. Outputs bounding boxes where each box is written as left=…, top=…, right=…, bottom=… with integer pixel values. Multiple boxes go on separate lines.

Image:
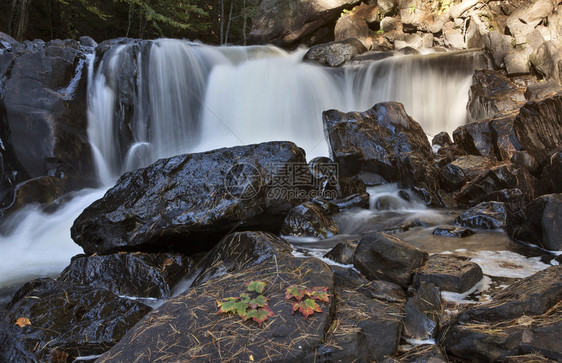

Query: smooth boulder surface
left=0, top=278, right=151, bottom=362
left=304, top=38, right=367, bottom=67
left=58, top=252, right=193, bottom=299
left=71, top=142, right=309, bottom=255
left=98, top=257, right=335, bottom=362
left=324, top=239, right=359, bottom=265
left=353, top=232, right=428, bottom=287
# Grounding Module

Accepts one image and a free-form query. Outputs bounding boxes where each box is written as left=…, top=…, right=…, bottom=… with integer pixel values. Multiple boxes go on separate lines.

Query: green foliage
left=409, top=2, right=416, bottom=14
left=217, top=281, right=274, bottom=328
left=285, top=285, right=331, bottom=320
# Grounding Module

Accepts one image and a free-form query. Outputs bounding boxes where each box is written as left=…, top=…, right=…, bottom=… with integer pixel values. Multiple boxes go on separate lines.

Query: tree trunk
left=9, top=0, right=31, bottom=41
left=225, top=0, right=234, bottom=45
left=243, top=0, right=247, bottom=45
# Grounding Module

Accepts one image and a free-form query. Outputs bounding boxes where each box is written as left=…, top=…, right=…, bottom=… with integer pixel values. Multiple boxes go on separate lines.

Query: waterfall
left=0, top=39, right=487, bottom=296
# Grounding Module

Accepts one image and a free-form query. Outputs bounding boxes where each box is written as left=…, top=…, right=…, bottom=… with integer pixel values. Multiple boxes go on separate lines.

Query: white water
left=0, top=39, right=486, bottom=294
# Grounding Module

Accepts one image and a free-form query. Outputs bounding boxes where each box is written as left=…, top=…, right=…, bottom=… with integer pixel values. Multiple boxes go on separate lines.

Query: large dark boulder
left=513, top=93, right=562, bottom=165
left=353, top=232, right=428, bottom=287
left=192, top=231, right=293, bottom=287
left=0, top=278, right=151, bottom=362
left=249, top=0, right=361, bottom=48
left=58, top=252, right=193, bottom=299
left=97, top=257, right=335, bottom=362
left=509, top=193, right=562, bottom=251
left=540, top=152, right=562, bottom=194
left=71, top=142, right=310, bottom=255
left=467, top=69, right=526, bottom=123
left=440, top=266, right=562, bottom=361
left=323, top=103, right=437, bottom=195
left=453, top=119, right=495, bottom=159
left=304, top=38, right=367, bottom=67
left=0, top=39, right=95, bottom=205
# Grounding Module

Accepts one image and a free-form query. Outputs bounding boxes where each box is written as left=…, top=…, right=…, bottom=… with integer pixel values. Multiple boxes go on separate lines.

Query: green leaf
left=248, top=295, right=268, bottom=309
left=245, top=307, right=275, bottom=327
left=285, top=285, right=306, bottom=301
left=305, top=287, right=331, bottom=303
left=246, top=281, right=267, bottom=294
left=217, top=297, right=239, bottom=314
left=239, top=293, right=251, bottom=304
left=292, top=298, right=323, bottom=320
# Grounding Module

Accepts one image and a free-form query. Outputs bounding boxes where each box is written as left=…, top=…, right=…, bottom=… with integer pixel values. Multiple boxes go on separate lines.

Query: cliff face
left=251, top=0, right=562, bottom=84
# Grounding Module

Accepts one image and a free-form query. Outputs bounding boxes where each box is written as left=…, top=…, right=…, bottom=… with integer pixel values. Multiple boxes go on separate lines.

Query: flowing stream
left=4, top=39, right=546, bottom=307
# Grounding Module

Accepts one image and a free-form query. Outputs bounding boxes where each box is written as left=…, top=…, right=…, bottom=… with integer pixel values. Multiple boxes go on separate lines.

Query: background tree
left=1, top=0, right=260, bottom=45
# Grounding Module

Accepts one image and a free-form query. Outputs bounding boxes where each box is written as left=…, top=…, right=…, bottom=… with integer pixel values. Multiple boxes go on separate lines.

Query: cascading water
left=0, top=39, right=489, bottom=304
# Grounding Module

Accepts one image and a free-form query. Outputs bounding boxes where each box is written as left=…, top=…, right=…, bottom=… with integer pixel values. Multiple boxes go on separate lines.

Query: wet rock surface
left=323, top=239, right=358, bottom=265
left=58, top=252, right=193, bottom=299
left=414, top=254, right=483, bottom=293
left=71, top=142, right=309, bottom=255
left=403, top=282, right=442, bottom=340
left=432, top=225, right=474, bottom=238
left=440, top=266, right=562, bottom=362
left=353, top=232, right=428, bottom=287
left=98, top=257, right=336, bottom=362
left=280, top=201, right=340, bottom=239
left=192, top=231, right=293, bottom=287
left=510, top=193, right=562, bottom=251
left=455, top=201, right=508, bottom=229
left=0, top=278, right=151, bottom=362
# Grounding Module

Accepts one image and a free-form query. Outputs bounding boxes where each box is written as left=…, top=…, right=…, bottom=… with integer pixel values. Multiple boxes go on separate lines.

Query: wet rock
left=453, top=119, right=495, bottom=159
left=304, top=38, right=367, bottom=67
left=450, top=155, right=496, bottom=181
left=441, top=266, right=562, bottom=361
left=467, top=70, right=526, bottom=123
left=331, top=192, right=370, bottom=210
left=0, top=278, right=150, bottom=362
left=454, top=163, right=536, bottom=206
left=432, top=131, right=452, bottom=147
left=513, top=93, right=562, bottom=165
left=311, top=197, right=340, bottom=215
left=455, top=201, right=507, bottom=229
left=337, top=175, right=367, bottom=197
left=280, top=201, right=339, bottom=239
left=71, top=142, right=309, bottom=255
left=525, top=79, right=561, bottom=102
left=249, top=0, right=361, bottom=48
left=414, top=254, right=483, bottom=293
left=192, top=231, right=292, bottom=287
left=510, top=194, right=562, bottom=251
left=432, top=226, right=475, bottom=238
left=324, top=239, right=358, bottom=265
left=489, top=114, right=523, bottom=162
left=97, top=257, right=335, bottom=362
left=396, top=344, right=448, bottom=362
left=353, top=232, right=428, bottom=287
left=58, top=252, right=193, bottom=299
left=1, top=39, right=95, bottom=194
left=315, top=279, right=404, bottom=362
left=308, top=156, right=339, bottom=198
left=323, top=102, right=432, bottom=179
left=0, top=176, right=65, bottom=216
left=505, top=354, right=559, bottom=363
left=540, top=152, right=562, bottom=194
left=403, top=282, right=442, bottom=340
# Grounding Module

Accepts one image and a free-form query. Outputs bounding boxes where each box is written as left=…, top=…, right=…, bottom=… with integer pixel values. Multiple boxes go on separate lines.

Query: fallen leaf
left=15, top=317, right=31, bottom=327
